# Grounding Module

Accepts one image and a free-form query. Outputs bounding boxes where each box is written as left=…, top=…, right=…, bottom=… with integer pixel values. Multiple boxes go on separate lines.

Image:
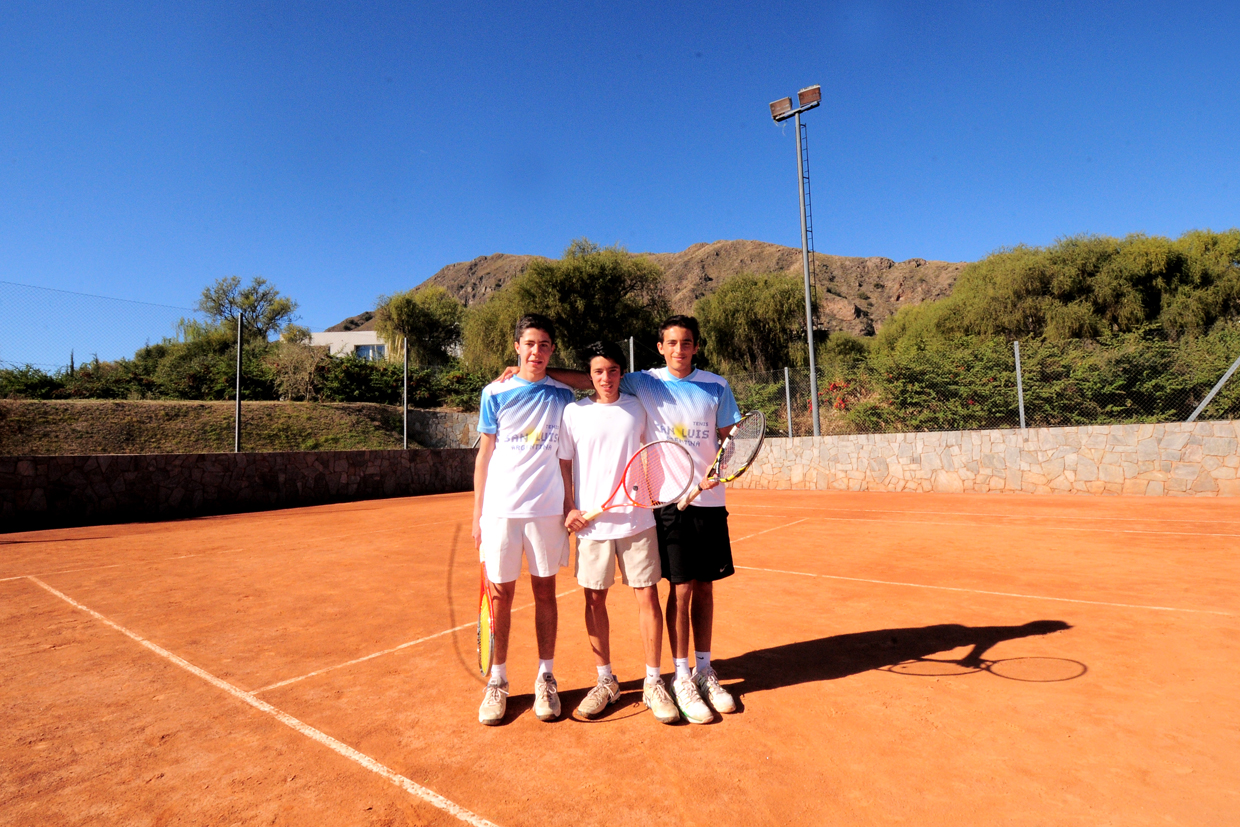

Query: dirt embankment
left=0, top=400, right=417, bottom=456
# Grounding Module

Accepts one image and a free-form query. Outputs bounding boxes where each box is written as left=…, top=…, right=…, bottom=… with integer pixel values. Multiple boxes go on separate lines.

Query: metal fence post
left=1014, top=340, right=1026, bottom=430
left=234, top=312, right=242, bottom=453
left=403, top=337, right=409, bottom=450
left=785, top=367, right=794, bottom=438
left=629, top=336, right=635, bottom=373
left=1187, top=350, right=1240, bottom=422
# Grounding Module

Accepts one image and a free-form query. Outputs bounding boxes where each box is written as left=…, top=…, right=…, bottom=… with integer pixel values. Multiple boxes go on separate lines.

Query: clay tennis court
left=2, top=489, right=1237, bottom=826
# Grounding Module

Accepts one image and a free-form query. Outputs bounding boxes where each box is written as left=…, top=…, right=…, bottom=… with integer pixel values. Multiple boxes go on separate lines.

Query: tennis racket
left=477, top=566, right=496, bottom=676
left=677, top=410, right=766, bottom=510
left=580, top=440, right=695, bottom=522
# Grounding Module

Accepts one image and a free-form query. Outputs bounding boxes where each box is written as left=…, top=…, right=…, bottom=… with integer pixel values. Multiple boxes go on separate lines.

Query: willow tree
left=373, top=286, right=463, bottom=364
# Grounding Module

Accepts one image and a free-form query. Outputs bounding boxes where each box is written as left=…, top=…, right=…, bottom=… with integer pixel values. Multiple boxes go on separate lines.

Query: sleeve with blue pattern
left=716, top=380, right=743, bottom=428
left=477, top=387, right=500, bottom=434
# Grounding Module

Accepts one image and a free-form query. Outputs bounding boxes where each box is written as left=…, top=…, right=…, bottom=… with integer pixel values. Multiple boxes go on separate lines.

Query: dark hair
left=658, top=315, right=701, bottom=344
left=582, top=340, right=626, bottom=372
left=514, top=313, right=556, bottom=344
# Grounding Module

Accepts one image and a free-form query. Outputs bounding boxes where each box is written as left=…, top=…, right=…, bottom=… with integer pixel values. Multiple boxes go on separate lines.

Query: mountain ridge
left=327, top=239, right=965, bottom=336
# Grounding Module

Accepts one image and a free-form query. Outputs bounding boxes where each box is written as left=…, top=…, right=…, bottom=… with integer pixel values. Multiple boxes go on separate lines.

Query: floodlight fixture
left=769, top=97, right=794, bottom=122
left=797, top=85, right=821, bottom=108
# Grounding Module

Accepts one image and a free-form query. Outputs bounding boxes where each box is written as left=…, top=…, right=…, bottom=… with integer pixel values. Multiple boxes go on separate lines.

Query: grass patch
left=0, top=400, right=421, bottom=455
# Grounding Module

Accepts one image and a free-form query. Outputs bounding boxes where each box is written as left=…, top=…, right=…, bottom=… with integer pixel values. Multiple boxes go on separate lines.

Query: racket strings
left=626, top=443, right=693, bottom=507
left=717, top=413, right=766, bottom=477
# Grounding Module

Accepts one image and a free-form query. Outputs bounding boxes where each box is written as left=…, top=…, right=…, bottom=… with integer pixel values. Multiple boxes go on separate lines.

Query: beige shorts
left=481, top=515, right=570, bottom=584
left=575, top=526, right=661, bottom=590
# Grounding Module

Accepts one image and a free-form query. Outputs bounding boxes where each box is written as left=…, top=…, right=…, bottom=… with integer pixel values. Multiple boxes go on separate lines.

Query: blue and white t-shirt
left=477, top=375, right=575, bottom=519
left=619, top=367, right=742, bottom=508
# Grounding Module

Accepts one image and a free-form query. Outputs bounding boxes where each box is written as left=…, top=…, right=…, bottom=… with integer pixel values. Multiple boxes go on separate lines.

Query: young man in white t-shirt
left=536, top=316, right=743, bottom=724
left=557, top=341, right=680, bottom=724
left=473, top=314, right=576, bottom=726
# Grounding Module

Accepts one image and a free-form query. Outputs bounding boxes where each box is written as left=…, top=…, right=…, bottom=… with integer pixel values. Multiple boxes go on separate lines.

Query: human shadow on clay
left=711, top=620, right=1074, bottom=697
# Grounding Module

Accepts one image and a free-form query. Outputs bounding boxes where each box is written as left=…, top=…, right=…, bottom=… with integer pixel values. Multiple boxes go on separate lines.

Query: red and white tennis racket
left=580, top=440, right=695, bottom=522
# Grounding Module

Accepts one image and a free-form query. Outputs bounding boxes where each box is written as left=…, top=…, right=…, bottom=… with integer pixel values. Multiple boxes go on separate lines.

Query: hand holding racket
left=678, top=410, right=766, bottom=510
left=575, top=440, right=694, bottom=526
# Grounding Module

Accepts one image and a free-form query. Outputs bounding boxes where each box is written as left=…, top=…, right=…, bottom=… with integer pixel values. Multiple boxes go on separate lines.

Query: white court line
left=255, top=587, right=581, bottom=694
left=744, top=513, right=1240, bottom=539
left=733, top=565, right=1233, bottom=616
left=735, top=503, right=1240, bottom=526
left=729, top=519, right=808, bottom=544
left=28, top=576, right=499, bottom=827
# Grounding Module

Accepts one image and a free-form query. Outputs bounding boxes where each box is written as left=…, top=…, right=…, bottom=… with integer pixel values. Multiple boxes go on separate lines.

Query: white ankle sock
left=597, top=664, right=613, bottom=680
left=695, top=651, right=711, bottom=674
left=674, top=657, right=691, bottom=680
left=645, top=665, right=661, bottom=683
left=538, top=658, right=554, bottom=677
left=491, top=663, right=507, bottom=683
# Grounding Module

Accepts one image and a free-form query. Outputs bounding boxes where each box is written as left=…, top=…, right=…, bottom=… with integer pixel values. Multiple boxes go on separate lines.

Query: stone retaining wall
left=731, top=421, right=1240, bottom=496
left=407, top=409, right=479, bottom=448
left=1, top=448, right=477, bottom=532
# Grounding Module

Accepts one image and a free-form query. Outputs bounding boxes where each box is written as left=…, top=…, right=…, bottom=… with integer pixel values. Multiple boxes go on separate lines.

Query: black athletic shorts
left=654, top=504, right=734, bottom=584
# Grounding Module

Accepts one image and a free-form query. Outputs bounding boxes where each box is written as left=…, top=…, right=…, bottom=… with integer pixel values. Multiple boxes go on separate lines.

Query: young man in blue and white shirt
left=542, top=315, right=743, bottom=724
left=473, top=314, right=576, bottom=726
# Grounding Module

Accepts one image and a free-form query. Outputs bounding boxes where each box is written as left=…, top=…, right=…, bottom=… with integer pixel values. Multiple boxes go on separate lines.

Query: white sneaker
left=576, top=675, right=620, bottom=719
left=533, top=673, right=561, bottom=721
left=478, top=679, right=509, bottom=726
left=671, top=675, right=712, bottom=724
left=692, top=667, right=737, bottom=714
left=643, top=678, right=680, bottom=724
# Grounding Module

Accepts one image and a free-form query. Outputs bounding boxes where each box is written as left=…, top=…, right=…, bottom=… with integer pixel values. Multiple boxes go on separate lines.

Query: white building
left=309, top=330, right=388, bottom=360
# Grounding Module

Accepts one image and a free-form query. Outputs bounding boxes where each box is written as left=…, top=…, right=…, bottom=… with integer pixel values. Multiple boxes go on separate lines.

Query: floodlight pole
left=794, top=110, right=821, bottom=436
left=234, top=312, right=242, bottom=453
left=403, top=337, right=409, bottom=450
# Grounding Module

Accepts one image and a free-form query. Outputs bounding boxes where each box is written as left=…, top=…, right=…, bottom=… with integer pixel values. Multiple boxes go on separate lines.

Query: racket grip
left=580, top=507, right=603, bottom=522
left=677, top=484, right=703, bottom=511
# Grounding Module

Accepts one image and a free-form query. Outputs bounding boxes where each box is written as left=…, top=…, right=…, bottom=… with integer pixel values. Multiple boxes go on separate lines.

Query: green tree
left=373, top=286, right=463, bottom=365
left=461, top=239, right=667, bottom=373
left=196, top=276, right=300, bottom=341
left=695, top=272, right=813, bottom=372
left=875, top=229, right=1240, bottom=349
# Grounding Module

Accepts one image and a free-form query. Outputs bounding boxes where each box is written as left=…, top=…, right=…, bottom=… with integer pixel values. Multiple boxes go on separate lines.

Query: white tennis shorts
left=480, top=515, right=570, bottom=584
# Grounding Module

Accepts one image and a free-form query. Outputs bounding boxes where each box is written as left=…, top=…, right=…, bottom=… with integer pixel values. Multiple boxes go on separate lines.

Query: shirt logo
left=502, top=424, right=558, bottom=451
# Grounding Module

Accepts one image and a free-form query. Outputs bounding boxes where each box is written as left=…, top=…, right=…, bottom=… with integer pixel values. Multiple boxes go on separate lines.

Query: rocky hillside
left=330, top=240, right=965, bottom=336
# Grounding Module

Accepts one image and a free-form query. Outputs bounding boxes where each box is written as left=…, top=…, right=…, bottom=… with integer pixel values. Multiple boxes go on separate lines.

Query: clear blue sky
left=2, top=0, right=1237, bottom=337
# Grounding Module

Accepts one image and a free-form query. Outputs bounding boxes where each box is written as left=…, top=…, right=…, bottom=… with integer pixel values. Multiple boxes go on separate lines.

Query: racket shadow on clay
left=711, top=620, right=1080, bottom=698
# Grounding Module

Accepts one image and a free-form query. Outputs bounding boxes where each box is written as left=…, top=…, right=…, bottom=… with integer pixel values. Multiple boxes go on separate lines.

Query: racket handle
left=580, top=507, right=603, bottom=522
left=677, top=484, right=703, bottom=511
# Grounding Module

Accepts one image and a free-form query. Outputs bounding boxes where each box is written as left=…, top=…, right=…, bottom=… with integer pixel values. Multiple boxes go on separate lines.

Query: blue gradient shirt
left=619, top=367, right=742, bottom=508
left=477, top=375, right=575, bottom=519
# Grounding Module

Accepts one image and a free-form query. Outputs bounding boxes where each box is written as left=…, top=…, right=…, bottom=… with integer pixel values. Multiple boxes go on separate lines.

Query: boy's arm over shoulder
left=546, top=368, right=591, bottom=391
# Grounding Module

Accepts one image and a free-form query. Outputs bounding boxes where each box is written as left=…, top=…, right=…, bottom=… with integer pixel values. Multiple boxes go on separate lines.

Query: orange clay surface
left=2, top=489, right=1238, bottom=826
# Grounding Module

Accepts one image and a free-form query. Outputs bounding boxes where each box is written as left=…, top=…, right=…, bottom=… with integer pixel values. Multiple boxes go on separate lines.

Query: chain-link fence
left=0, top=280, right=204, bottom=371
left=723, top=336, right=1240, bottom=437
left=4, top=282, right=1239, bottom=455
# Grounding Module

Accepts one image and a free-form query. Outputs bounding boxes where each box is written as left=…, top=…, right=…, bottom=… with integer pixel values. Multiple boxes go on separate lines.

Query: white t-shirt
left=619, top=367, right=742, bottom=508
left=477, top=374, right=575, bottom=519
left=557, top=394, right=656, bottom=541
